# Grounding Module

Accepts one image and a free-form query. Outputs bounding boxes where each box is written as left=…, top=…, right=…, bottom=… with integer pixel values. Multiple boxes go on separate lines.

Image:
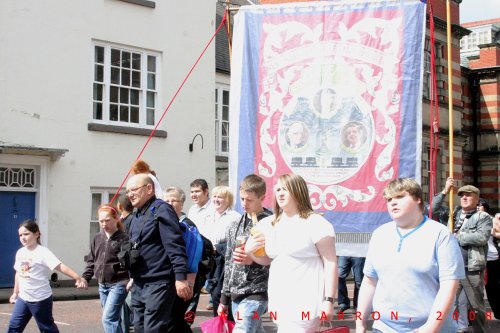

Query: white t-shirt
left=364, top=219, right=464, bottom=333
left=198, top=208, right=241, bottom=245
left=188, top=200, right=212, bottom=226
left=487, top=235, right=499, bottom=261
left=261, top=213, right=335, bottom=330
left=14, top=245, right=61, bottom=302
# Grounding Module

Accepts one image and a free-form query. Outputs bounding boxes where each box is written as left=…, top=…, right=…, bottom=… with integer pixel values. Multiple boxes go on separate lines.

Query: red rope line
left=110, top=10, right=229, bottom=204
left=428, top=2, right=440, bottom=216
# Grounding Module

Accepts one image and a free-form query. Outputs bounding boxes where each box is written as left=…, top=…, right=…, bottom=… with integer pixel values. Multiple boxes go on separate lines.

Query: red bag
left=200, top=315, right=235, bottom=333
left=317, top=322, right=350, bottom=333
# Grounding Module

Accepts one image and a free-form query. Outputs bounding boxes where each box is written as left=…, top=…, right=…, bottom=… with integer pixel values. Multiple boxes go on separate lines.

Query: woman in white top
left=198, top=186, right=241, bottom=313
left=198, top=186, right=241, bottom=246
left=247, top=173, right=337, bottom=333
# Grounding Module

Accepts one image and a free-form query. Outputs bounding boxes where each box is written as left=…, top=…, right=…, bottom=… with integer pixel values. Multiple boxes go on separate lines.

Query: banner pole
left=446, top=0, right=454, bottom=231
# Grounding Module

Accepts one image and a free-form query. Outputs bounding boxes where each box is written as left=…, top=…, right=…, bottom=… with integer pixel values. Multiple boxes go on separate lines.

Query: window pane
left=110, top=104, right=118, bottom=121
left=147, top=91, right=155, bottom=108
left=132, top=53, right=141, bottom=70
left=222, top=106, right=229, bottom=120
left=148, top=55, right=156, bottom=72
left=93, top=83, right=103, bottom=101
left=148, top=73, right=156, bottom=90
left=132, top=71, right=141, bottom=88
left=222, top=138, right=228, bottom=152
left=93, top=102, right=102, bottom=120
left=111, top=67, right=120, bottom=84
left=95, top=64, right=103, bottom=82
left=215, top=89, right=218, bottom=103
left=120, top=88, right=129, bottom=103
left=130, top=89, right=139, bottom=105
left=147, top=108, right=154, bottom=125
left=122, top=51, right=131, bottom=68
left=95, top=46, right=104, bottom=64
left=120, top=105, right=129, bottom=122
left=91, top=193, right=102, bottom=220
left=111, top=49, right=120, bottom=66
left=131, top=107, right=139, bottom=123
left=121, top=69, right=130, bottom=86
left=110, top=86, right=119, bottom=103
left=215, top=103, right=218, bottom=119
left=222, top=122, right=229, bottom=136
left=215, top=120, right=220, bottom=147
left=223, top=90, right=229, bottom=105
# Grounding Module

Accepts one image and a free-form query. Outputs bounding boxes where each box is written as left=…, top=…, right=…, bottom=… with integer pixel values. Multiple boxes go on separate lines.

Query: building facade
left=0, top=0, right=215, bottom=286
left=461, top=18, right=500, bottom=212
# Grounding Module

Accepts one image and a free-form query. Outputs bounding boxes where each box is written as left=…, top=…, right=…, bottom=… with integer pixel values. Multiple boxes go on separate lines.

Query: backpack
left=198, top=233, right=215, bottom=276
left=179, top=220, right=204, bottom=273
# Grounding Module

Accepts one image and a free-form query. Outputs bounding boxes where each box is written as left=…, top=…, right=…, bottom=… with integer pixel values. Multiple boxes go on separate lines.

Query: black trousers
left=486, top=259, right=500, bottom=319
left=131, top=280, right=175, bottom=333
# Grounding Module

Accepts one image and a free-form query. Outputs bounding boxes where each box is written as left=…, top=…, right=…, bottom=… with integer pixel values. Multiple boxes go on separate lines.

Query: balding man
left=125, top=174, right=191, bottom=333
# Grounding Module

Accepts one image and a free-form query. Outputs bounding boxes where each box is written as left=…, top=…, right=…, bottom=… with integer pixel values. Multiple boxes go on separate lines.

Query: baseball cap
left=457, top=185, right=480, bottom=196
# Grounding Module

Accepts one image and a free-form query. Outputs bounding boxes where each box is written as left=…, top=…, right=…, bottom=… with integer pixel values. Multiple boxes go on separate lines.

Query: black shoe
left=338, top=305, right=350, bottom=313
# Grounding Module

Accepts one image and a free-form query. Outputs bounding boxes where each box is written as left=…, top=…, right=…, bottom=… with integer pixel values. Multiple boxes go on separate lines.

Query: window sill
left=88, top=123, right=167, bottom=138
left=117, top=0, right=155, bottom=8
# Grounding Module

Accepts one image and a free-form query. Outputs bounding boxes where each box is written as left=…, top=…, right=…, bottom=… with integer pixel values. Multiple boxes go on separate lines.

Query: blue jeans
left=337, top=256, right=365, bottom=309
left=99, top=283, right=128, bottom=333
left=231, top=298, right=268, bottom=333
left=8, top=296, right=59, bottom=333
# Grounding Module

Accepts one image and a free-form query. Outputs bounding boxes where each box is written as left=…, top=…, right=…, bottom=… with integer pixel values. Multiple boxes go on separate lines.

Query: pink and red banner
left=229, top=0, right=426, bottom=232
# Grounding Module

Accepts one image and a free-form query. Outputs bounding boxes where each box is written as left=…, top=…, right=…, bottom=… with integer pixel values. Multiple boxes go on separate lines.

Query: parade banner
left=229, top=0, right=426, bottom=232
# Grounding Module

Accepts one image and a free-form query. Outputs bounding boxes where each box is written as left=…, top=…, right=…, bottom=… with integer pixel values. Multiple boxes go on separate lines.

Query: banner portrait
left=229, top=0, right=426, bottom=232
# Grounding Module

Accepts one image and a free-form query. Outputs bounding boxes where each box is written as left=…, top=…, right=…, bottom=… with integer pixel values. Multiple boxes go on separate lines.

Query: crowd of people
left=5, top=159, right=500, bottom=333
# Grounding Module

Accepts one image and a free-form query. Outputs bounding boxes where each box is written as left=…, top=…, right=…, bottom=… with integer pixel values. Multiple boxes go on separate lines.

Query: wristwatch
left=323, top=296, right=334, bottom=303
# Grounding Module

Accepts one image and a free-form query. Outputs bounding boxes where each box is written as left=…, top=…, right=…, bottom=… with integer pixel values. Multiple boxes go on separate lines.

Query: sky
left=459, top=0, right=500, bottom=24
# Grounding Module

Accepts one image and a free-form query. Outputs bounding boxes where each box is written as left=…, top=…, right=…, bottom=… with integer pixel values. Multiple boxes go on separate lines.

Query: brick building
left=461, top=18, right=500, bottom=211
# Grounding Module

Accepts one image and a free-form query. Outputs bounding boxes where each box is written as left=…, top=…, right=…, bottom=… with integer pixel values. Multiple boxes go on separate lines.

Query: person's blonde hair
left=273, top=173, right=314, bottom=224
left=164, top=186, right=186, bottom=203
left=383, top=178, right=424, bottom=212
left=212, top=186, right=234, bottom=209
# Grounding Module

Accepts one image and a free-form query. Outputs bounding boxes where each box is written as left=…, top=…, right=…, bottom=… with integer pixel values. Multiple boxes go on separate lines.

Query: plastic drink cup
left=234, top=235, right=248, bottom=263
left=250, top=227, right=267, bottom=257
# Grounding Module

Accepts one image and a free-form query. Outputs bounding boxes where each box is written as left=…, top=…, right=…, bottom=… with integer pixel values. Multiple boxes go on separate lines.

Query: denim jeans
left=231, top=298, right=268, bottom=333
left=458, top=270, right=486, bottom=333
left=99, top=283, right=128, bottom=333
left=337, top=256, right=365, bottom=309
left=8, top=296, right=59, bottom=333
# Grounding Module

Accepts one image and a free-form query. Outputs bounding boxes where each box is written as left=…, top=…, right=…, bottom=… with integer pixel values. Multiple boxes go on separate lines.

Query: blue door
left=0, top=191, right=36, bottom=288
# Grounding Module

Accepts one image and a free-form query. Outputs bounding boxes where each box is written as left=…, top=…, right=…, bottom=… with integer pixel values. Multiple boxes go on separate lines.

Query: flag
left=229, top=0, right=426, bottom=232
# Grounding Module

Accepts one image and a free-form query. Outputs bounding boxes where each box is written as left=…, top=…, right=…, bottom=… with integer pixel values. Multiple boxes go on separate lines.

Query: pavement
left=0, top=281, right=100, bottom=303
left=1, top=281, right=500, bottom=332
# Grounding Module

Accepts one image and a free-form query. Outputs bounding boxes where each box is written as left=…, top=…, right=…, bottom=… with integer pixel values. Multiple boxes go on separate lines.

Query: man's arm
left=432, top=177, right=454, bottom=212
left=458, top=213, right=492, bottom=246
left=356, top=276, right=378, bottom=333
left=416, top=279, right=459, bottom=333
left=157, top=203, right=192, bottom=300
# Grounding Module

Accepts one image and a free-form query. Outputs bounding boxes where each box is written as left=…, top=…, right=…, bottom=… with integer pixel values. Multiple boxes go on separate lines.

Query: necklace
left=395, top=216, right=427, bottom=252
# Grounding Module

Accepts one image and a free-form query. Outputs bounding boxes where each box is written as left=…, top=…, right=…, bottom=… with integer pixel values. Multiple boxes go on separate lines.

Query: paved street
left=0, top=291, right=499, bottom=332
